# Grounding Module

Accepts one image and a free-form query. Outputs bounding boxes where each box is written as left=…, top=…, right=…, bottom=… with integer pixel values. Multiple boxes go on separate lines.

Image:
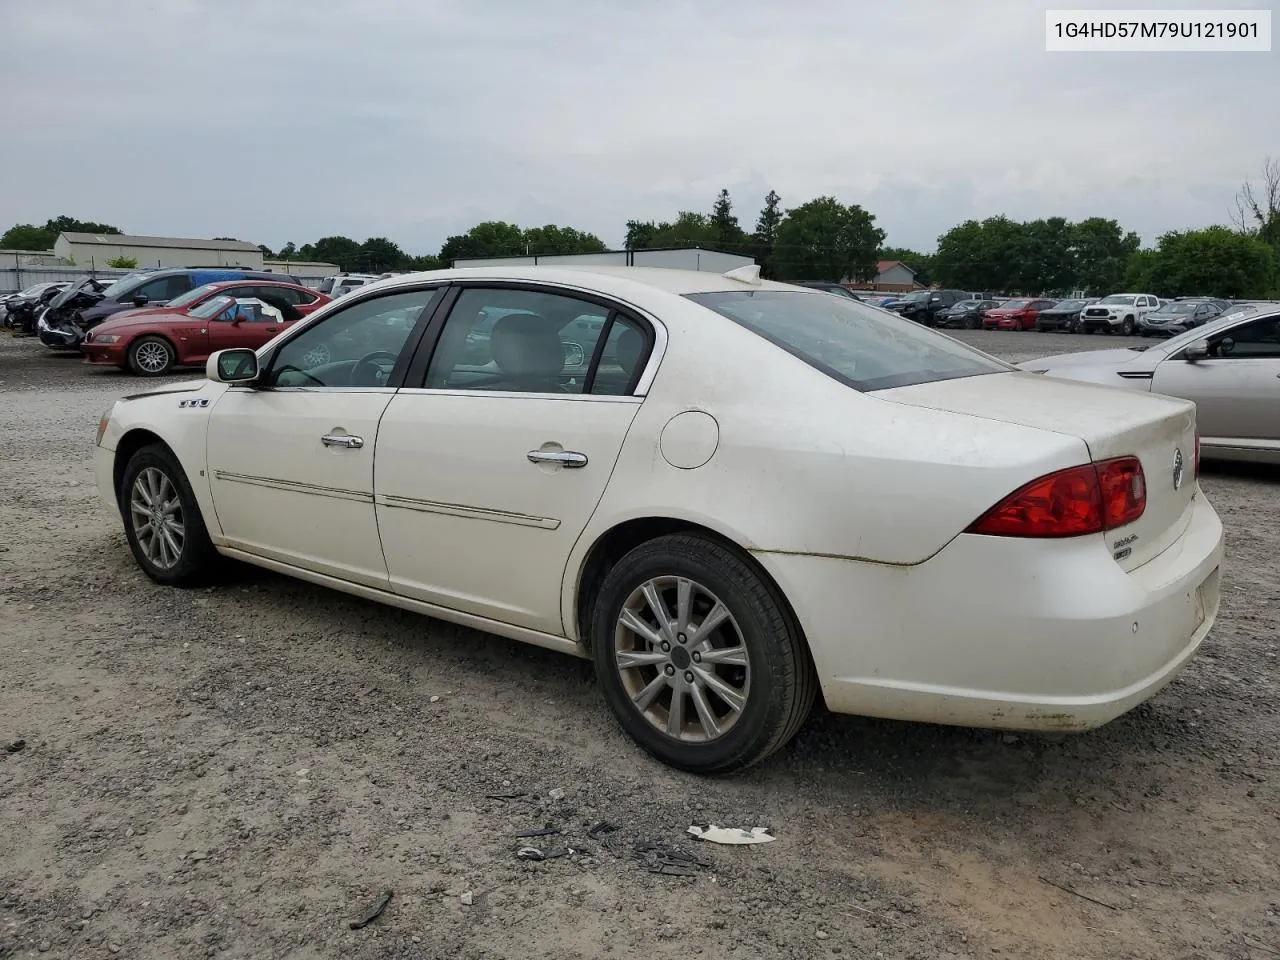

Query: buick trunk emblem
left=1172, top=448, right=1185, bottom=490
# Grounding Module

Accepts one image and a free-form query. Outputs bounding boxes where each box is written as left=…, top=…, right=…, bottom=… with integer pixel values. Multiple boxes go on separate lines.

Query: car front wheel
left=591, top=534, right=817, bottom=774
left=120, top=445, right=221, bottom=586
left=1120, top=316, right=1136, bottom=336
left=127, top=335, right=176, bottom=376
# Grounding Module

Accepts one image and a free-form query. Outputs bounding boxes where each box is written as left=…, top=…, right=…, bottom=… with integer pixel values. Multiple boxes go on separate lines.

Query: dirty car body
left=94, top=266, right=1225, bottom=772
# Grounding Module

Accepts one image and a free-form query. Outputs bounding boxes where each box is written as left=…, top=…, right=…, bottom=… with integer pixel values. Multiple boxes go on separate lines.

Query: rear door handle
left=322, top=434, right=364, bottom=449
left=527, top=450, right=587, bottom=468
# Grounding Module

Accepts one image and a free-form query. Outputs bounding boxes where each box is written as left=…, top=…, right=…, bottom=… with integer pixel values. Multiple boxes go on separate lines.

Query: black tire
left=127, top=335, right=176, bottom=376
left=119, top=444, right=221, bottom=587
left=1120, top=316, right=1135, bottom=336
left=590, top=534, right=817, bottom=774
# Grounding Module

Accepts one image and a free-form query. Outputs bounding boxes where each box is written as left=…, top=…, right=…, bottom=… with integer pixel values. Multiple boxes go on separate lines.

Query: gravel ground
left=1, top=329, right=1277, bottom=960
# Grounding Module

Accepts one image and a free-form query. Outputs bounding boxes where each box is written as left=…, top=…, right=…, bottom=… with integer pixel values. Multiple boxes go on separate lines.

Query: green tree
left=1072, top=217, right=1140, bottom=294
left=1146, top=226, right=1278, bottom=298
left=933, top=220, right=988, bottom=290
left=358, top=236, right=407, bottom=271
left=0, top=224, right=55, bottom=249
left=405, top=254, right=446, bottom=271
left=2, top=216, right=123, bottom=251
left=649, top=212, right=718, bottom=249
left=624, top=220, right=659, bottom=250
left=933, top=216, right=1026, bottom=292
left=1232, top=157, right=1280, bottom=255
left=106, top=255, right=138, bottom=268
left=877, top=246, right=935, bottom=286
left=772, top=197, right=885, bottom=283
left=439, top=221, right=526, bottom=262
left=45, top=215, right=121, bottom=235
left=1123, top=248, right=1160, bottom=292
left=709, top=189, right=745, bottom=250
left=752, top=190, right=783, bottom=278
left=521, top=224, right=607, bottom=256
left=276, top=242, right=298, bottom=261
left=310, top=236, right=363, bottom=271
left=1015, top=217, right=1076, bottom=294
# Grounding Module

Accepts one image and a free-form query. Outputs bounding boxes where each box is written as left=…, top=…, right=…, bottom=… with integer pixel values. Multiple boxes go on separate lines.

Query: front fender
left=98, top=380, right=230, bottom=536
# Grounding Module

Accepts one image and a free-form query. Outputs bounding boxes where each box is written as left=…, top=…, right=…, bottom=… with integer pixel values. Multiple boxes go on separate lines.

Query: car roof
left=368, top=265, right=801, bottom=299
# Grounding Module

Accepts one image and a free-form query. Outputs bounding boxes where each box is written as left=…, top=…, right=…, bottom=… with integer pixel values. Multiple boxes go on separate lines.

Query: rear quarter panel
left=561, top=297, right=1091, bottom=636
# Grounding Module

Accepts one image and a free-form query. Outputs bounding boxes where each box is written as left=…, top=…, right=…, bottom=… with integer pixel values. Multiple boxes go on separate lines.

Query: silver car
left=1019, top=308, right=1280, bottom=464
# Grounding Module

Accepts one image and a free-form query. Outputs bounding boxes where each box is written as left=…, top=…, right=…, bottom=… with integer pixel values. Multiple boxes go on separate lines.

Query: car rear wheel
left=128, top=336, right=176, bottom=376
left=120, top=445, right=221, bottom=587
left=591, top=534, right=816, bottom=774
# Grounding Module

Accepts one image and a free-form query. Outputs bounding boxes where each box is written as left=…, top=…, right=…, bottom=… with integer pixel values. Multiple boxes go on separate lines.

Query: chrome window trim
left=393, top=388, right=643, bottom=403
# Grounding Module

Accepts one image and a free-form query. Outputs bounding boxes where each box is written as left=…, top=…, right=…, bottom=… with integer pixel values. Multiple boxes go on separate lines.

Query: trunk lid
left=877, top=371, right=1198, bottom=571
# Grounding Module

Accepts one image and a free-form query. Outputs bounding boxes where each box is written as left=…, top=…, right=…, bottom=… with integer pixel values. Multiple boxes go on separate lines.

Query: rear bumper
left=754, top=490, right=1224, bottom=731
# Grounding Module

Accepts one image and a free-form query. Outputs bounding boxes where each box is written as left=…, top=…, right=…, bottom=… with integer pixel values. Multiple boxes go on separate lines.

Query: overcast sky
left=1, top=0, right=1275, bottom=255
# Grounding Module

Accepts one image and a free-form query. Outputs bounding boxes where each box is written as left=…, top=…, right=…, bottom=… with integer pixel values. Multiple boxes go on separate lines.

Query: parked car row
left=864, top=288, right=1259, bottom=337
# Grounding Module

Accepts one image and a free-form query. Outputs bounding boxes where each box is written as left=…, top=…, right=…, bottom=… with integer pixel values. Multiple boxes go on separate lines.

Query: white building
left=262, top=259, right=341, bottom=283
left=53, top=232, right=264, bottom=270
left=451, top=247, right=755, bottom=273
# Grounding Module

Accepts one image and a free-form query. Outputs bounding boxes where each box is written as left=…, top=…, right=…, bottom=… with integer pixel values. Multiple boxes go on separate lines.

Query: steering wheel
left=350, top=350, right=400, bottom=386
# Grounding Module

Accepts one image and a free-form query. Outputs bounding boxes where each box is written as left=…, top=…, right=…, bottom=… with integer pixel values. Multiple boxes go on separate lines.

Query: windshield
left=1051, top=299, right=1087, bottom=310
left=1099, top=294, right=1137, bottom=305
left=899, top=291, right=931, bottom=303
left=18, top=283, right=51, bottom=297
left=188, top=295, right=235, bottom=320
left=686, top=290, right=1010, bottom=392
left=99, top=272, right=151, bottom=301
left=998, top=300, right=1030, bottom=309
left=1153, top=302, right=1198, bottom=315
left=166, top=283, right=221, bottom=309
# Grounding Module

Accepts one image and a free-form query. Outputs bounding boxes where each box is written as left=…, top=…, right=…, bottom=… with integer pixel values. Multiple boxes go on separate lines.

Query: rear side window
left=686, top=290, right=1009, bottom=392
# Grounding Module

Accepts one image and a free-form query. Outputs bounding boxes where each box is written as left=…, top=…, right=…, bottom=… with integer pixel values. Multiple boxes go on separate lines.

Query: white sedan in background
left=94, top=265, right=1223, bottom=772
left=1020, top=308, right=1280, bottom=465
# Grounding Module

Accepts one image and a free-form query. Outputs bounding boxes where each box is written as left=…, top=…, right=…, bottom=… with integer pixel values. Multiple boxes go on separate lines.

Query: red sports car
left=981, top=298, right=1059, bottom=331
left=81, top=284, right=329, bottom=376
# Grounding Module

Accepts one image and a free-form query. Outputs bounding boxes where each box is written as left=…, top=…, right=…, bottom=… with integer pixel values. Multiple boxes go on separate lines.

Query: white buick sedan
left=95, top=266, right=1224, bottom=773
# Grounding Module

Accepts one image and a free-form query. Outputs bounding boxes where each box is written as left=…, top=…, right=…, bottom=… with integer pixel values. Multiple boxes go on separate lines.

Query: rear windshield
left=686, top=290, right=1010, bottom=392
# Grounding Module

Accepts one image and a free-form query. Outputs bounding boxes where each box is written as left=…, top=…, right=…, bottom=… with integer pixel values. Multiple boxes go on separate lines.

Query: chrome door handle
left=527, top=449, right=587, bottom=468
left=322, top=434, right=364, bottom=449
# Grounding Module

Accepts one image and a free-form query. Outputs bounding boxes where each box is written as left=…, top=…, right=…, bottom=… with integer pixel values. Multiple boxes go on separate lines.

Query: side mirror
left=132, top=294, right=149, bottom=306
left=1183, top=339, right=1209, bottom=362
left=207, top=348, right=259, bottom=384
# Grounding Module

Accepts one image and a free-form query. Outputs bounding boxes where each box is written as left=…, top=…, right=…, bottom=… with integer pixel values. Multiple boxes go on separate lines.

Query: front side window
left=1210, top=316, right=1280, bottom=358
left=266, top=288, right=441, bottom=388
left=688, top=290, right=1009, bottom=392
left=132, top=274, right=189, bottom=302
left=423, top=287, right=649, bottom=395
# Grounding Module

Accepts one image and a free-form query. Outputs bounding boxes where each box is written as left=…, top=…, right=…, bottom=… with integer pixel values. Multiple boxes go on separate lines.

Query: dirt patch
left=1, top=331, right=1278, bottom=959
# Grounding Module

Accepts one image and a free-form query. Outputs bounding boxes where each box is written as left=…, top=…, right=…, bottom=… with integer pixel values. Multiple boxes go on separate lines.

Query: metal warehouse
left=53, top=232, right=264, bottom=270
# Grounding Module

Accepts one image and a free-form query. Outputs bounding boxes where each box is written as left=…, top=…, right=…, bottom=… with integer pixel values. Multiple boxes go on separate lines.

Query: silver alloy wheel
left=134, top=340, right=171, bottom=373
left=129, top=467, right=185, bottom=570
left=614, top=576, right=751, bottom=743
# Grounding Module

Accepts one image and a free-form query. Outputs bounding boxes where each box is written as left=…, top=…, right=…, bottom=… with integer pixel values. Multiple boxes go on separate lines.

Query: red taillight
left=1097, top=457, right=1146, bottom=528
left=967, top=457, right=1146, bottom=538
